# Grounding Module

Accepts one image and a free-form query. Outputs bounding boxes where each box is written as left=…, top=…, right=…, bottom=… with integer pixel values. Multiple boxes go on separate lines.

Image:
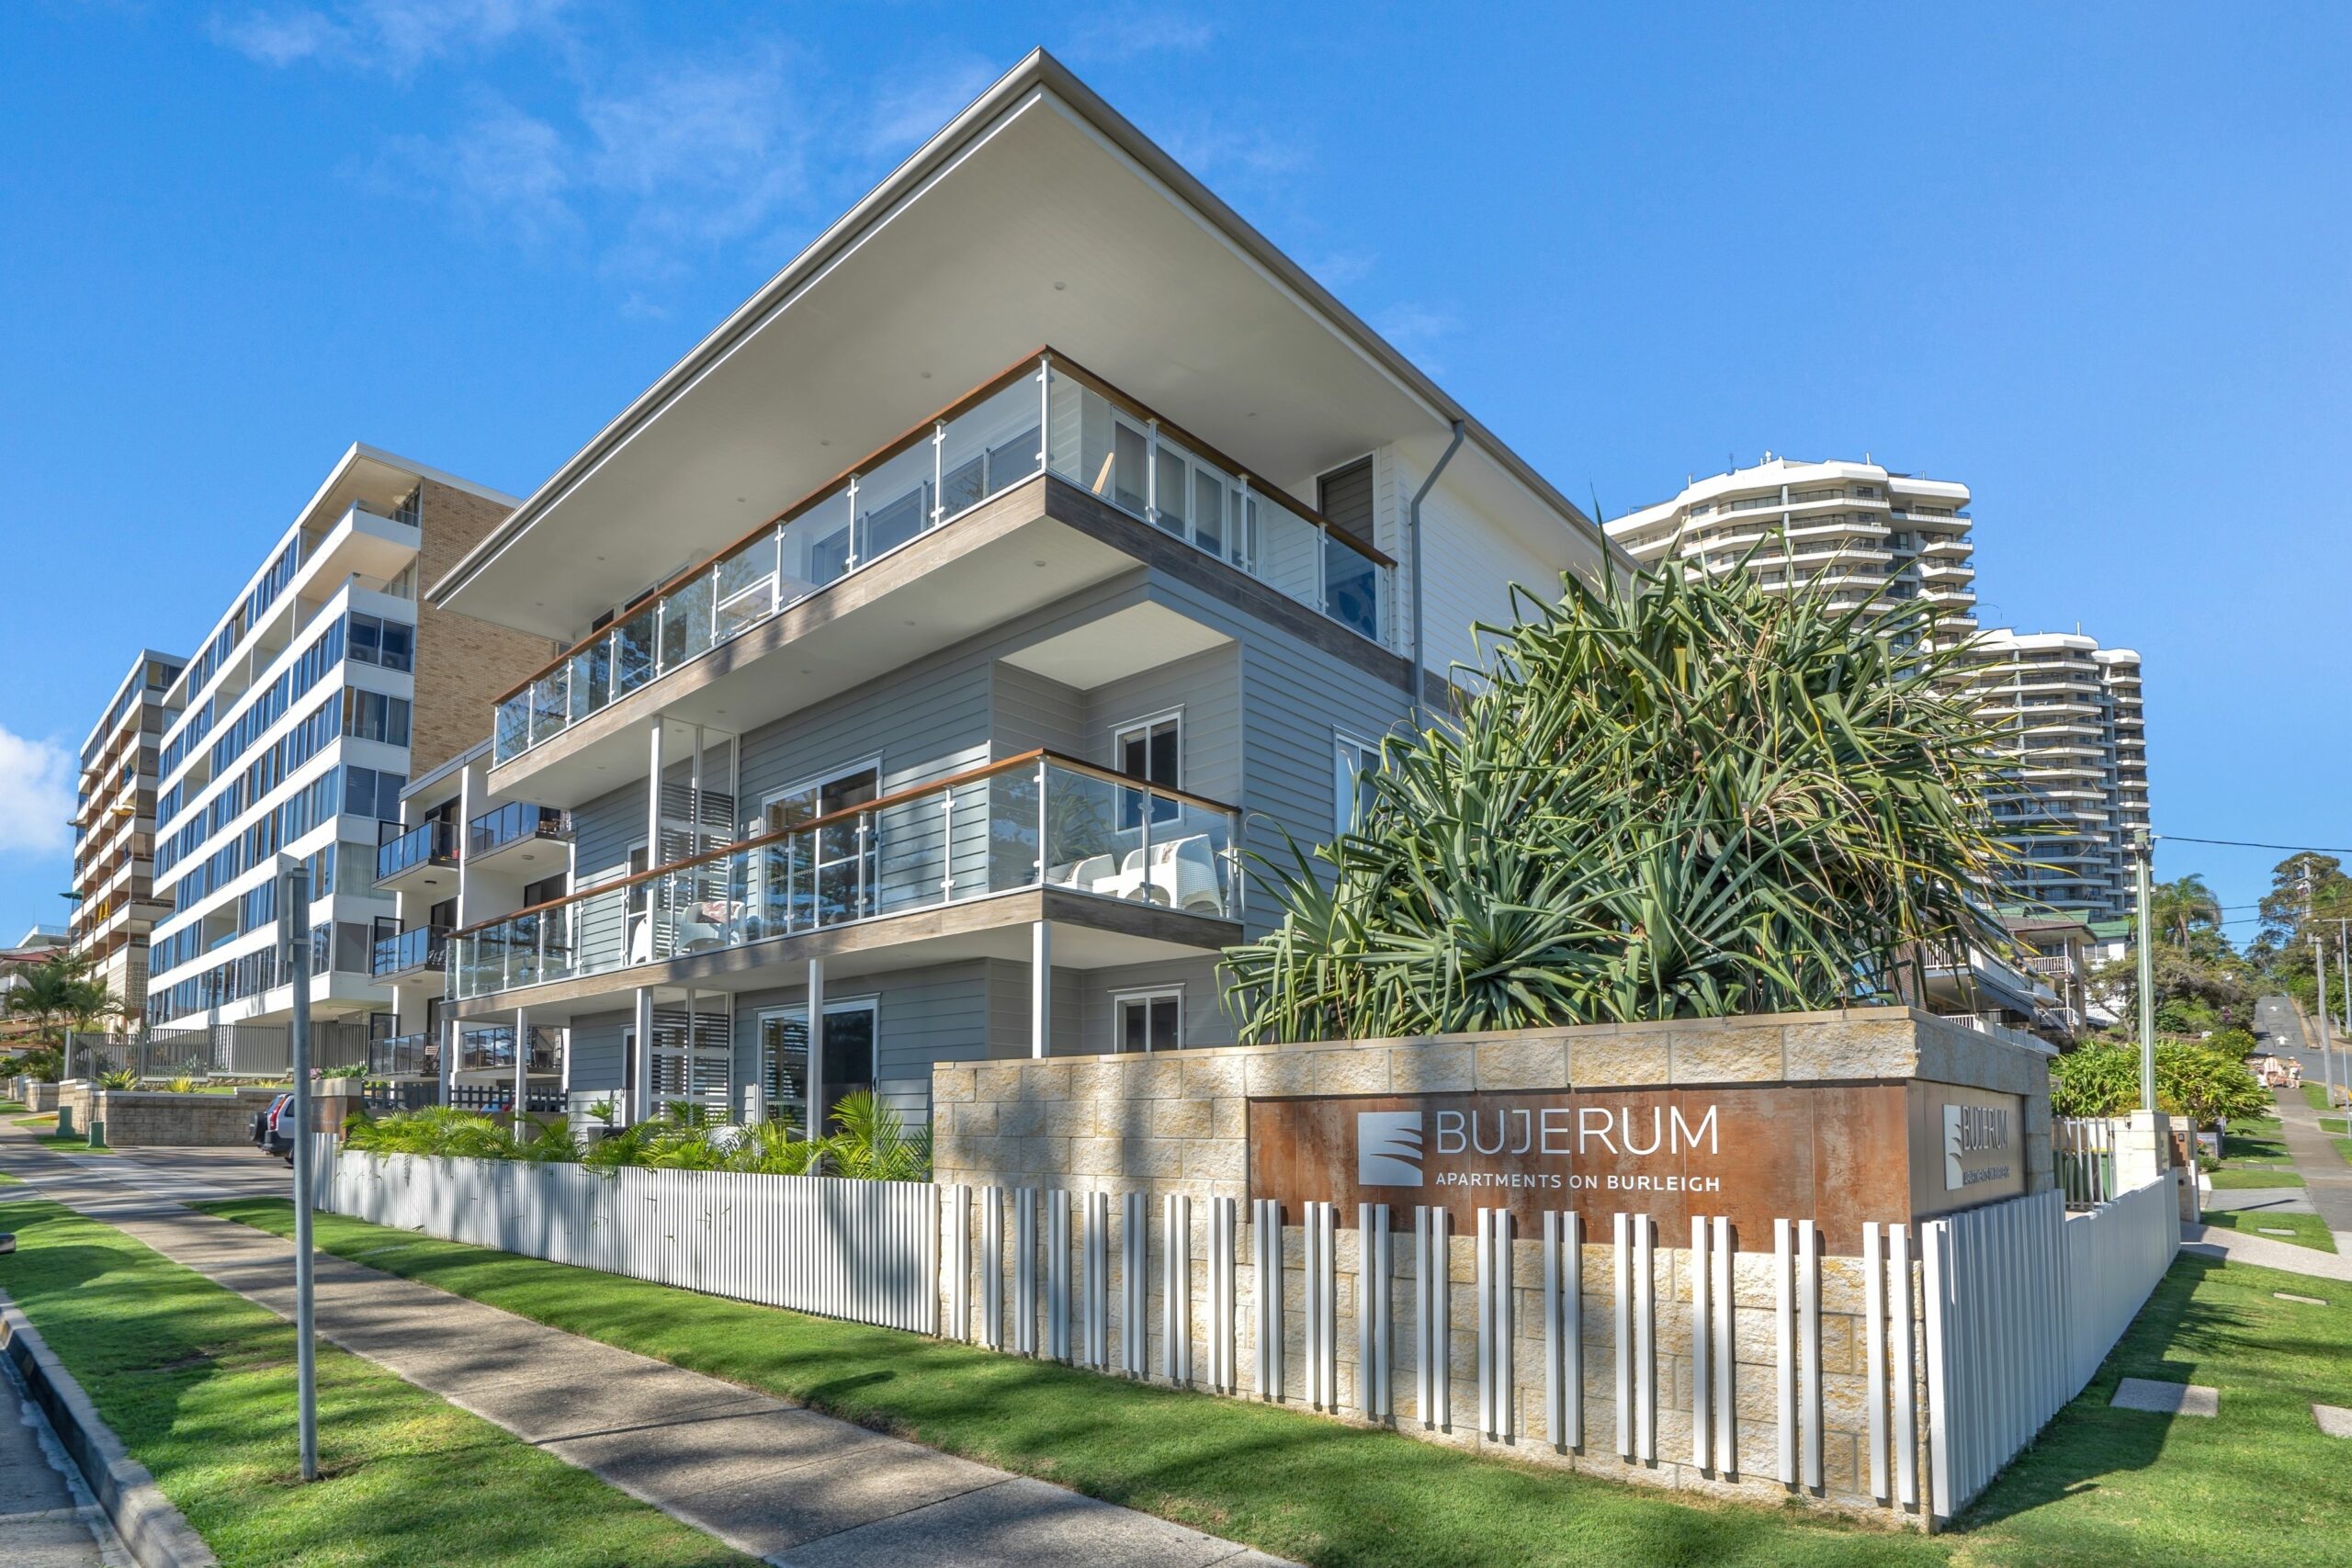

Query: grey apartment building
left=375, top=53, right=1615, bottom=1128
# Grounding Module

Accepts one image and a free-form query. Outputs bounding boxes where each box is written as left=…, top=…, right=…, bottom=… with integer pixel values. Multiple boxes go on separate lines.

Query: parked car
left=254, top=1093, right=295, bottom=1160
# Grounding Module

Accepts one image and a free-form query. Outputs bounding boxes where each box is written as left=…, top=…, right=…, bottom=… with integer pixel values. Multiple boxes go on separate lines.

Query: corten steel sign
left=1247, top=1080, right=2024, bottom=1256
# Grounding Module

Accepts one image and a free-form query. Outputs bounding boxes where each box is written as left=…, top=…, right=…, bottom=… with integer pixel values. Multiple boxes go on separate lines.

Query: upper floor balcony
left=449, top=750, right=1238, bottom=1004
left=372, top=923, right=450, bottom=985
left=375, top=818, right=459, bottom=899
left=488, top=353, right=1396, bottom=771
left=467, top=802, right=572, bottom=875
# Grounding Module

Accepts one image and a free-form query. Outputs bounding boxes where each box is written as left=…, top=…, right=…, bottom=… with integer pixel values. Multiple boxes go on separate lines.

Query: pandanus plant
left=1224, top=555, right=2013, bottom=1040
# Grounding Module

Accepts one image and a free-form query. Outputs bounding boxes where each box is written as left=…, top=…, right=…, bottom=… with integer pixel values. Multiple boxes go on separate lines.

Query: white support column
left=629, top=987, right=654, bottom=1124
left=805, top=956, right=826, bottom=1134
left=438, top=1011, right=458, bottom=1107
left=511, top=1006, right=529, bottom=1142
left=646, top=717, right=667, bottom=857
left=1030, top=920, right=1051, bottom=1059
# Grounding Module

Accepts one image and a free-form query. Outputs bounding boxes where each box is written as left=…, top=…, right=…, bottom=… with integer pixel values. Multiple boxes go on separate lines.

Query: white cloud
left=0, top=728, right=75, bottom=858
left=858, top=52, right=1000, bottom=157
left=212, top=0, right=569, bottom=73
left=378, top=95, right=578, bottom=244
left=1373, top=300, right=1461, bottom=371
left=1159, top=120, right=1311, bottom=186
left=1067, top=8, right=1215, bottom=63
left=583, top=45, right=810, bottom=276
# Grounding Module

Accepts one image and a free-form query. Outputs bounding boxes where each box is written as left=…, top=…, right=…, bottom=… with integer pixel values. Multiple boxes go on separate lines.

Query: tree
left=2150, top=874, right=2222, bottom=952
left=2153, top=1041, right=2270, bottom=1130
left=2048, top=1039, right=2268, bottom=1129
left=2050, top=1043, right=2141, bottom=1118
left=2095, top=942, right=2254, bottom=1035
left=1223, top=558, right=2010, bottom=1040
left=3, top=953, right=118, bottom=1043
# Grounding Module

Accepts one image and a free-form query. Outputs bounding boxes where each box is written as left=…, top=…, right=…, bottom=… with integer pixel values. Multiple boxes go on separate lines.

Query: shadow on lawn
left=1952, top=1255, right=2240, bottom=1531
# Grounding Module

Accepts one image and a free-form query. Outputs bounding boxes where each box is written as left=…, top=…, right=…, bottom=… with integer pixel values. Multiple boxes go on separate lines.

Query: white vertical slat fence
left=316, top=1138, right=935, bottom=1333
left=1921, top=1175, right=2181, bottom=1523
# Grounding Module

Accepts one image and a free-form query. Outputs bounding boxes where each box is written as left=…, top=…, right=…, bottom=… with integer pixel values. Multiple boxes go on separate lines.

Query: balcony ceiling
left=439, top=54, right=1595, bottom=643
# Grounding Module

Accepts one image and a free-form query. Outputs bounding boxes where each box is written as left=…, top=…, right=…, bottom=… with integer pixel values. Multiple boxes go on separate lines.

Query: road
left=2254, top=993, right=2348, bottom=1097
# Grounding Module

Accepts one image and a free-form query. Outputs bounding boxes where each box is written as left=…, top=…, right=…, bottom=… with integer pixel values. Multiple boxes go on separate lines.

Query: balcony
left=372, top=924, right=450, bottom=984
left=368, top=1031, right=440, bottom=1079
left=467, top=803, right=572, bottom=874
left=450, top=751, right=1238, bottom=1003
left=375, top=818, right=459, bottom=897
left=490, top=352, right=1396, bottom=767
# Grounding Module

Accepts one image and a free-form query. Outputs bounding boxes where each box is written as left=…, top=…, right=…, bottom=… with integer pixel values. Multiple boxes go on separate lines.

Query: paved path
left=2181, top=1224, right=2352, bottom=1282
left=0, top=1137, right=1283, bottom=1568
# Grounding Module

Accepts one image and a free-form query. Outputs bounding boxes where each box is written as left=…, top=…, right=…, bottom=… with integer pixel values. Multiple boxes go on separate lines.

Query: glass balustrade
left=371, top=925, right=449, bottom=978
left=449, top=756, right=1238, bottom=1000
left=467, top=802, right=572, bottom=858
left=490, top=355, right=1396, bottom=764
left=375, top=819, right=456, bottom=885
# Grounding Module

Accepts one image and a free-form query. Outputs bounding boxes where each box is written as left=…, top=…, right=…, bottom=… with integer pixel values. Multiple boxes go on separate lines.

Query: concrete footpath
left=0, top=1137, right=1284, bottom=1568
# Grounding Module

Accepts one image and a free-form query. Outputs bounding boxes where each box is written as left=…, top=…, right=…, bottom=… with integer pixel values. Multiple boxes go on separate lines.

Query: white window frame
left=1334, top=729, right=1380, bottom=833
left=1109, top=709, right=1183, bottom=789
left=1111, top=985, right=1184, bottom=1053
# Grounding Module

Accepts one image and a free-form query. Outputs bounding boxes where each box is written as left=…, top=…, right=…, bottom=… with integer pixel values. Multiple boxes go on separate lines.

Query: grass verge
left=2218, top=1116, right=2292, bottom=1167
left=2204, top=1167, right=2304, bottom=1191
left=1957, top=1253, right=2352, bottom=1566
left=13, top=1112, right=57, bottom=1129
left=32, top=1133, right=115, bottom=1155
left=2193, top=1209, right=2338, bottom=1253
left=0, top=1190, right=748, bottom=1567
left=2302, top=1084, right=2336, bottom=1113
left=200, top=1197, right=1945, bottom=1568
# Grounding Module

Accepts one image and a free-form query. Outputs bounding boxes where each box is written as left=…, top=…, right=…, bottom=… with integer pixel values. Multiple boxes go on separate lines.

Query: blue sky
left=1, top=2, right=2346, bottom=944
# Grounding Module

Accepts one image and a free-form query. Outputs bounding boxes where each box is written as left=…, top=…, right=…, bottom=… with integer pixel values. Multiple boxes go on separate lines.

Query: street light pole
left=2134, top=829, right=2157, bottom=1114
left=275, top=856, right=319, bottom=1483
left=2316, top=932, right=2336, bottom=1115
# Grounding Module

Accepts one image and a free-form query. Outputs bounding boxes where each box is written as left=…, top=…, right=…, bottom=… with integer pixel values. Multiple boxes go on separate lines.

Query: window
left=757, top=998, right=878, bottom=1132
left=1334, top=731, right=1380, bottom=832
left=1316, top=456, right=1376, bottom=550
left=1114, top=988, right=1182, bottom=1053
left=343, top=689, right=412, bottom=747
left=1113, top=714, right=1180, bottom=829
left=763, top=761, right=882, bottom=925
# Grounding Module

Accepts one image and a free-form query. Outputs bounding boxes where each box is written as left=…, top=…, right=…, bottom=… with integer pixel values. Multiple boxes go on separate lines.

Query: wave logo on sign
left=1357, top=1111, right=1426, bottom=1186
left=1943, top=1102, right=2011, bottom=1190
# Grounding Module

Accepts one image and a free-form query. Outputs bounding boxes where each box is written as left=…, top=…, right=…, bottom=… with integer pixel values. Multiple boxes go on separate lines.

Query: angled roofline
left=432, top=48, right=1625, bottom=606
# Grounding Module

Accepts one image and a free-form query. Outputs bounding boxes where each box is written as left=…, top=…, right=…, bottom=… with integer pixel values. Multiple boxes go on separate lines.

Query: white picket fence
left=313, top=1139, right=936, bottom=1333
left=1920, top=1173, right=2181, bottom=1520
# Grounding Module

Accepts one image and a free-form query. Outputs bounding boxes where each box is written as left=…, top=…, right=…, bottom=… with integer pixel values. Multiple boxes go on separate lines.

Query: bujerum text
left=1432, top=1105, right=1720, bottom=1158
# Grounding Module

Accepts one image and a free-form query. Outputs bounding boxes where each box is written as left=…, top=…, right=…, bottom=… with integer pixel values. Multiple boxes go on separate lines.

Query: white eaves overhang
left=433, top=49, right=1615, bottom=643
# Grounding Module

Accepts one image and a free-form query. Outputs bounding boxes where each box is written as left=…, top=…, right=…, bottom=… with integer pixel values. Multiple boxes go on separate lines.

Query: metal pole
left=2133, top=830, right=2156, bottom=1114
left=276, top=856, right=319, bottom=1483
left=2315, top=931, right=2336, bottom=1111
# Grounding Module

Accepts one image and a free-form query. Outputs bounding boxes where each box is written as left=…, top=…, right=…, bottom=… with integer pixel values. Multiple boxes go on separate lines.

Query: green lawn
left=2203, top=1167, right=2305, bottom=1190
left=201, top=1198, right=1945, bottom=1568
left=201, top=1199, right=2352, bottom=1568
left=2218, top=1117, right=2293, bottom=1167
left=0, top=1191, right=748, bottom=1568
left=2301, top=1083, right=2338, bottom=1113
left=2194, top=1208, right=2338, bottom=1253
left=13, top=1112, right=56, bottom=1129
left=31, top=1133, right=116, bottom=1155
left=1957, top=1254, right=2352, bottom=1567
